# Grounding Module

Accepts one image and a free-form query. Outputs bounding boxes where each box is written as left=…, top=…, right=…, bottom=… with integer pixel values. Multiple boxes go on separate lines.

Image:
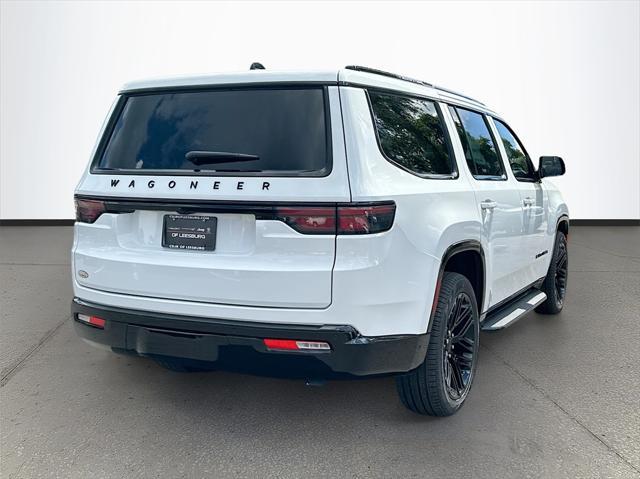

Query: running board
left=481, top=290, right=547, bottom=331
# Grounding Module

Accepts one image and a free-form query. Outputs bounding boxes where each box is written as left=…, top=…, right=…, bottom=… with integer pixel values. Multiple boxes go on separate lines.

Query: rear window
left=95, top=87, right=330, bottom=176
left=368, top=90, right=455, bottom=178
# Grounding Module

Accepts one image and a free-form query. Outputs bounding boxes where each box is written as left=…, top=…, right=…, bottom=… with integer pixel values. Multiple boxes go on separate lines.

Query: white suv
left=72, top=65, right=569, bottom=416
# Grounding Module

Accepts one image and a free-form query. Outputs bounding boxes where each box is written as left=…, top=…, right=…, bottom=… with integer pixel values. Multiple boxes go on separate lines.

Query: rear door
left=74, top=85, right=350, bottom=309
left=446, top=105, right=526, bottom=307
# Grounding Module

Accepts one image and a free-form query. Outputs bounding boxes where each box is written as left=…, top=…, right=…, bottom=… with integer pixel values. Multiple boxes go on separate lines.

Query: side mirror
left=538, top=156, right=565, bottom=178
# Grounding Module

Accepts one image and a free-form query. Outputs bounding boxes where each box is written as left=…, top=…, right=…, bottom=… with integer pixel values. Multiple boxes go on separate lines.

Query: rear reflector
left=263, top=339, right=331, bottom=351
left=77, top=314, right=106, bottom=329
left=75, top=198, right=106, bottom=224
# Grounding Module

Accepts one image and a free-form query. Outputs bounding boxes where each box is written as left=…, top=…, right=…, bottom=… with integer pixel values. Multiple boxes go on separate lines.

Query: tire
left=396, top=272, right=480, bottom=416
left=535, top=231, right=568, bottom=315
left=154, top=357, right=216, bottom=373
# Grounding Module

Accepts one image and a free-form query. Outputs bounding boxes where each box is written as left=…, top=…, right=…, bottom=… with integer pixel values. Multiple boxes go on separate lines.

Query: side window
left=494, top=119, right=535, bottom=180
left=448, top=106, right=505, bottom=180
left=368, top=91, right=456, bottom=177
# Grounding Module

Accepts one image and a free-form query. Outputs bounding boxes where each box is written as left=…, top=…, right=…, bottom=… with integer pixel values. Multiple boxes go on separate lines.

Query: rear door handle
left=523, top=197, right=535, bottom=207
left=480, top=200, right=497, bottom=210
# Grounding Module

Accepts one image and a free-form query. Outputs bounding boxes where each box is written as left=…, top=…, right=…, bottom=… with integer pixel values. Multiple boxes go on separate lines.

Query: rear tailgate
left=74, top=85, right=350, bottom=309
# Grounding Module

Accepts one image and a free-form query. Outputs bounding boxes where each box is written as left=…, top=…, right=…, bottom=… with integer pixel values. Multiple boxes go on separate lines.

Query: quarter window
left=448, top=106, right=505, bottom=179
left=494, top=119, right=535, bottom=180
left=369, top=91, right=455, bottom=177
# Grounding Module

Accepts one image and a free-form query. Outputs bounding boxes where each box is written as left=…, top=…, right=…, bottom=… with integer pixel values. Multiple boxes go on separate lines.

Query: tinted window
left=448, top=106, right=505, bottom=179
left=494, top=119, right=534, bottom=180
left=97, top=88, right=329, bottom=175
left=369, top=91, right=455, bottom=177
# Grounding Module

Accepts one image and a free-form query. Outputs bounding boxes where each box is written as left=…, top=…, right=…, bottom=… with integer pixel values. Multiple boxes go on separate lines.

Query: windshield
left=95, top=87, right=330, bottom=176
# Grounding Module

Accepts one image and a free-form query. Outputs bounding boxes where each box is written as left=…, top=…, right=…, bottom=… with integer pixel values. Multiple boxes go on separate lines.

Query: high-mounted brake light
left=263, top=339, right=331, bottom=351
left=75, top=198, right=106, bottom=224
left=77, top=314, right=106, bottom=329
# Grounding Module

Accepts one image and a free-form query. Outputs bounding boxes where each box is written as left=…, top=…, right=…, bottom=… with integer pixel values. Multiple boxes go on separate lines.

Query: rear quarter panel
left=337, top=87, right=482, bottom=334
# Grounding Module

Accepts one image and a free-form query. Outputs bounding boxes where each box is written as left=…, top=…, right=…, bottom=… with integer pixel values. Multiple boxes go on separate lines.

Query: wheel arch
left=428, top=240, right=485, bottom=333
left=557, top=214, right=569, bottom=236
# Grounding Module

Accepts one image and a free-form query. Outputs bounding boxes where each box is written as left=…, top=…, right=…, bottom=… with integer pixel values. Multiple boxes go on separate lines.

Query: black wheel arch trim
left=427, top=240, right=485, bottom=334
left=545, top=214, right=569, bottom=278
left=557, top=214, right=570, bottom=233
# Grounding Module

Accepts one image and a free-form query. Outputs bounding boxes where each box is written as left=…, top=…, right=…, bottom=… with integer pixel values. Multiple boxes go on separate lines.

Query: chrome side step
left=481, top=290, right=547, bottom=331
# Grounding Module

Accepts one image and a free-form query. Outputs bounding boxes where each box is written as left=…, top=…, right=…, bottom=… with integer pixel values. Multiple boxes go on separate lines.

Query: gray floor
left=1, top=226, right=639, bottom=478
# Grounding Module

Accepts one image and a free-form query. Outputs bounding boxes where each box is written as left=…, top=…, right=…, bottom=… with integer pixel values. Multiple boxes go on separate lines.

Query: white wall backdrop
left=1, top=0, right=638, bottom=220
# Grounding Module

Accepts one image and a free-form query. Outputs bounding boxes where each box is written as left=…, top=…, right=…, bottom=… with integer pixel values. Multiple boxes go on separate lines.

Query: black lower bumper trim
left=72, top=298, right=428, bottom=378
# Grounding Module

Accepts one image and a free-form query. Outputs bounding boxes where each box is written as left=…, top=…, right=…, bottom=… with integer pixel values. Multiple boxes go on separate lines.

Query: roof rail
left=344, top=65, right=486, bottom=106
left=433, top=85, right=485, bottom=106
left=344, top=65, right=433, bottom=88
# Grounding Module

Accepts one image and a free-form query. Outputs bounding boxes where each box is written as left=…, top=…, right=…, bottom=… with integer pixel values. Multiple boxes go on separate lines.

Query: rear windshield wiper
left=185, top=150, right=259, bottom=166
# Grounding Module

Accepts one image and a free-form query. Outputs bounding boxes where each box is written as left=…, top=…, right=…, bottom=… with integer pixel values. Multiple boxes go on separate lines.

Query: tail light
left=273, top=202, right=395, bottom=235
left=75, top=198, right=106, bottom=223
left=273, top=207, right=336, bottom=234
left=337, top=204, right=395, bottom=234
left=73, top=198, right=395, bottom=233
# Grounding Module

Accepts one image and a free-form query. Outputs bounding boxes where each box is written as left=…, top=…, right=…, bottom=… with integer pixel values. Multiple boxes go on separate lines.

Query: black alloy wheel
left=536, top=231, right=568, bottom=314
left=443, top=292, right=476, bottom=401
left=396, top=272, right=479, bottom=416
left=554, top=238, right=568, bottom=305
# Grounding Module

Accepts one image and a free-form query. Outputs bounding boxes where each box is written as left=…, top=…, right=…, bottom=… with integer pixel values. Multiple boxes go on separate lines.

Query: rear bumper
left=72, top=298, right=428, bottom=378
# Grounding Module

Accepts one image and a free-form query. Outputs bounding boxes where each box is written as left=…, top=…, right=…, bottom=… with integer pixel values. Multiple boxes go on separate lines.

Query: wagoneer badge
left=109, top=178, right=271, bottom=191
